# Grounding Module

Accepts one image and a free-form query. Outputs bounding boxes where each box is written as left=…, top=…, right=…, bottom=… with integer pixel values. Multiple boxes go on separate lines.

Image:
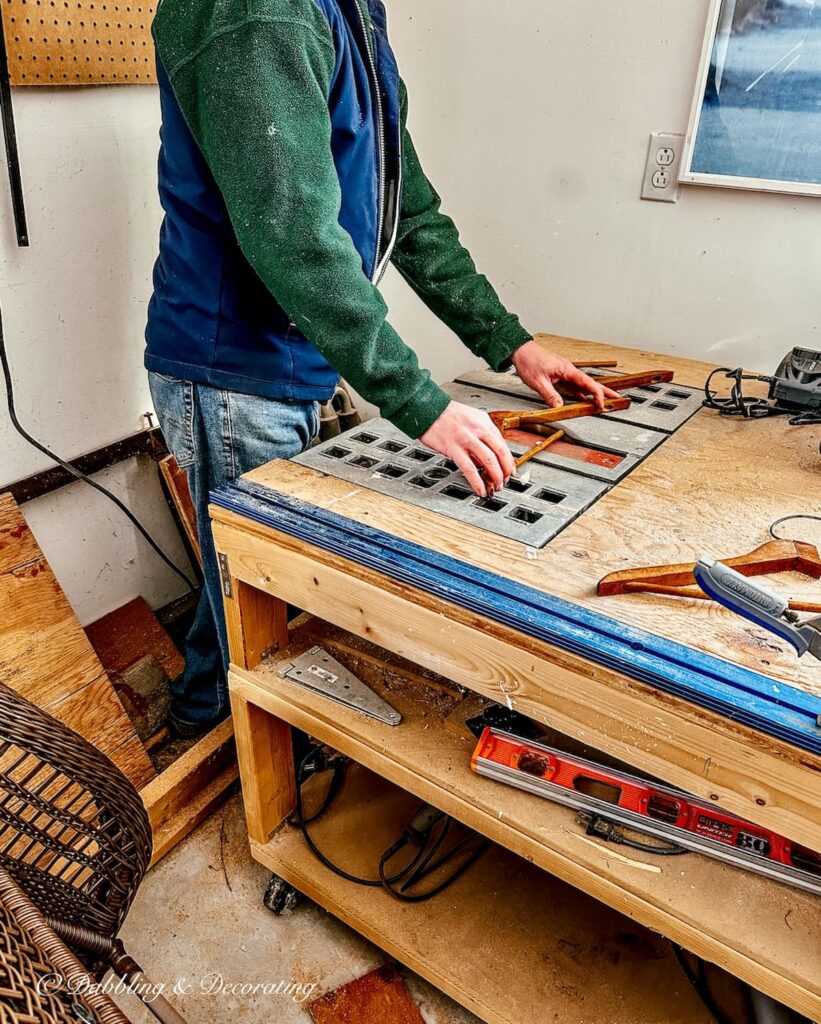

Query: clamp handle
left=694, top=558, right=808, bottom=656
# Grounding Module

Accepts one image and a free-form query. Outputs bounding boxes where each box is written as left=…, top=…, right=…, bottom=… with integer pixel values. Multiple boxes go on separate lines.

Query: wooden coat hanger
left=597, top=539, right=821, bottom=614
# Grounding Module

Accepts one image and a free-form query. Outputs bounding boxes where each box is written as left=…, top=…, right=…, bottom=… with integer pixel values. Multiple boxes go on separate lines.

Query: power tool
left=703, top=346, right=821, bottom=424
left=770, top=346, right=821, bottom=424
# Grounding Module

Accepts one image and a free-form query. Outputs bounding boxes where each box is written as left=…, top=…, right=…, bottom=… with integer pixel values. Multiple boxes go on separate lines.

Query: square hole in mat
left=406, top=448, right=436, bottom=462
left=473, top=496, right=508, bottom=512
left=379, top=439, right=407, bottom=454
left=442, top=484, right=473, bottom=500
left=375, top=463, right=407, bottom=479
left=505, top=477, right=532, bottom=493
left=323, top=445, right=352, bottom=460
left=507, top=507, right=544, bottom=524
left=348, top=454, right=379, bottom=469
left=352, top=431, right=379, bottom=444
left=409, top=475, right=436, bottom=489
left=534, top=488, right=565, bottom=504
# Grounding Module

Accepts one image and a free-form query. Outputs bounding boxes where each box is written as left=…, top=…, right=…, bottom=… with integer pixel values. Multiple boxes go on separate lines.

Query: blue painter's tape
left=212, top=480, right=821, bottom=754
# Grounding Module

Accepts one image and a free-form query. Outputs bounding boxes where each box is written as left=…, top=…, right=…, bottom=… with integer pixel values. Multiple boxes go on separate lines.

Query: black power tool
left=703, top=346, right=821, bottom=425
left=769, top=347, right=821, bottom=424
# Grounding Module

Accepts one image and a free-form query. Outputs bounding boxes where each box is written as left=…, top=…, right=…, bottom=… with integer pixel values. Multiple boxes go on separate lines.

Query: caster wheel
left=263, top=873, right=302, bottom=915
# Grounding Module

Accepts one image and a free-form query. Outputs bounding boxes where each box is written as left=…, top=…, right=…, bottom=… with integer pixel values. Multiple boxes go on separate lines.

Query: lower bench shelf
left=254, top=763, right=721, bottom=1024
left=228, top=617, right=821, bottom=1022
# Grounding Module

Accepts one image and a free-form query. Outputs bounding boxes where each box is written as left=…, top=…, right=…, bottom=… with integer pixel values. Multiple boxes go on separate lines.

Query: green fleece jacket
left=153, top=0, right=532, bottom=437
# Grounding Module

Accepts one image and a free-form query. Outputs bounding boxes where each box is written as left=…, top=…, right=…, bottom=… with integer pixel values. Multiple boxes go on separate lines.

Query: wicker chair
left=0, top=681, right=185, bottom=1023
left=0, top=871, right=130, bottom=1023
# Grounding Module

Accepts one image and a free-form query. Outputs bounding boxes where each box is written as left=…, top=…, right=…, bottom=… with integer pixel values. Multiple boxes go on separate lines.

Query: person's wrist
left=483, top=323, right=532, bottom=373
left=495, top=339, right=530, bottom=374
left=508, top=338, right=536, bottom=372
left=391, top=382, right=450, bottom=440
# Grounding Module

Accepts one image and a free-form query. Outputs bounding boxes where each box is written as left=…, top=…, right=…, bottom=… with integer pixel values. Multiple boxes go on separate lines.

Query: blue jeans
left=148, top=372, right=319, bottom=727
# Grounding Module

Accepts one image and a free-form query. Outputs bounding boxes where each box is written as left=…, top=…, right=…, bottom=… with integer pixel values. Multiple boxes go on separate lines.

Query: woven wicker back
left=0, top=682, right=152, bottom=941
left=0, top=894, right=95, bottom=1024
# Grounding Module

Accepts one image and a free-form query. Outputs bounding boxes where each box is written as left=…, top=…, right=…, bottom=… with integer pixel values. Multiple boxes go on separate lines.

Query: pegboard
left=1, top=0, right=156, bottom=84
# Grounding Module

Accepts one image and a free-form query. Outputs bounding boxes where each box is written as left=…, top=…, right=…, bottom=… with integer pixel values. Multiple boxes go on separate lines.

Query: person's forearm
left=156, top=14, right=449, bottom=438
left=392, top=89, right=532, bottom=370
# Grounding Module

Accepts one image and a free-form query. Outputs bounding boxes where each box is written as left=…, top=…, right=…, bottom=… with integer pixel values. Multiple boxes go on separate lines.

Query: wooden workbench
left=211, top=338, right=821, bottom=1022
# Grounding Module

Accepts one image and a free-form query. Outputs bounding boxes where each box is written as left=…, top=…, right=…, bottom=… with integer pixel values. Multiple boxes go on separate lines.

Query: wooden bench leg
left=230, top=694, right=295, bottom=843
left=223, top=575, right=289, bottom=671
left=222, top=571, right=295, bottom=839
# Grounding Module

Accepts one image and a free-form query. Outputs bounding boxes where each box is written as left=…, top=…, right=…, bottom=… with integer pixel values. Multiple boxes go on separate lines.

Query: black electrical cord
left=582, top=814, right=688, bottom=856
left=292, top=748, right=429, bottom=888
left=702, top=366, right=777, bottom=419
left=612, top=834, right=687, bottom=856
left=287, top=746, right=347, bottom=826
left=671, top=943, right=742, bottom=1024
left=702, top=364, right=821, bottom=425
left=380, top=829, right=490, bottom=903
left=769, top=514, right=821, bottom=542
left=292, top=748, right=382, bottom=886
left=398, top=816, right=452, bottom=892
left=293, top=747, right=488, bottom=901
left=0, top=307, right=196, bottom=591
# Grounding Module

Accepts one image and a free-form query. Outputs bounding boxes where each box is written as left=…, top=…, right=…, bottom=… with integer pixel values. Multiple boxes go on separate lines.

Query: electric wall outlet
left=641, top=132, right=684, bottom=203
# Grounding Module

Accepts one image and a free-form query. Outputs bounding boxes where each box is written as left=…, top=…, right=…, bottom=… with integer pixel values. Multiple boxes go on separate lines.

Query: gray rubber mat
left=295, top=418, right=608, bottom=548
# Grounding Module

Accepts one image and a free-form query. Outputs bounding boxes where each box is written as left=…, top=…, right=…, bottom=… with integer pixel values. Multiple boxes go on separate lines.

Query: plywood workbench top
left=241, top=337, right=821, bottom=703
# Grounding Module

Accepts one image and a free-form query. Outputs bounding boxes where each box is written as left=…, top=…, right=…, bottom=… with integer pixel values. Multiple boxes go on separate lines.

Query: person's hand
left=420, top=401, right=515, bottom=497
left=511, top=340, right=621, bottom=411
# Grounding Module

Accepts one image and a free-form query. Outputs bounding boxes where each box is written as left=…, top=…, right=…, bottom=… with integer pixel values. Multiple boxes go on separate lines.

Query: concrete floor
left=113, top=792, right=477, bottom=1024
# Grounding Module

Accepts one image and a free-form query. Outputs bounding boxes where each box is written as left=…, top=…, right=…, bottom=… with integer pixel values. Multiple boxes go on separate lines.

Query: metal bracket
left=217, top=552, right=233, bottom=599
left=279, top=646, right=402, bottom=726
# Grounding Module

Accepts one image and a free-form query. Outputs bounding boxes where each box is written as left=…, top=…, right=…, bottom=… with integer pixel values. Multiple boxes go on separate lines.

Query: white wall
left=0, top=0, right=817, bottom=621
left=387, top=0, right=820, bottom=374
left=0, top=87, right=192, bottom=623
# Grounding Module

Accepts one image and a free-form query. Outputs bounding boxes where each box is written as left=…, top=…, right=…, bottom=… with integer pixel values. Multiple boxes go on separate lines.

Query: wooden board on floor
left=229, top=618, right=821, bottom=1022
left=255, top=763, right=719, bottom=1024
left=86, top=595, right=185, bottom=682
left=140, top=717, right=238, bottom=864
left=308, top=965, right=425, bottom=1024
left=0, top=493, right=155, bottom=788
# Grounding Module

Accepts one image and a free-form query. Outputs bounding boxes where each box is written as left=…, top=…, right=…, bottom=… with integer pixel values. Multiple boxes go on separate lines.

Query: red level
left=471, top=728, right=820, bottom=895
left=503, top=427, right=624, bottom=469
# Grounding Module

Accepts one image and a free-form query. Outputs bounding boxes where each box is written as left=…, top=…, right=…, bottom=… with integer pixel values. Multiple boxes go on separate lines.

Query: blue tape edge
left=212, top=479, right=821, bottom=755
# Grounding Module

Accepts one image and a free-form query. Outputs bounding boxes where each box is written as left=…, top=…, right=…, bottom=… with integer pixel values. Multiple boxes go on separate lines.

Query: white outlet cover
left=641, top=132, right=684, bottom=203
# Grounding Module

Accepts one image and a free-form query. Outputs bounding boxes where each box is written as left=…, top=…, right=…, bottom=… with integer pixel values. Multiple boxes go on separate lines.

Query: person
left=145, top=0, right=617, bottom=736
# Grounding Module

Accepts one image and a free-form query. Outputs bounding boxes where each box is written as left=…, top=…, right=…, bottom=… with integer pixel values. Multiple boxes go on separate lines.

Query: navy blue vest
left=145, top=0, right=402, bottom=401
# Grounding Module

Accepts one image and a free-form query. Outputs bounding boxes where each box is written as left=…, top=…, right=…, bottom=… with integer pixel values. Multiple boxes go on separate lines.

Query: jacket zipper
left=353, top=0, right=393, bottom=283
left=378, top=128, right=403, bottom=285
